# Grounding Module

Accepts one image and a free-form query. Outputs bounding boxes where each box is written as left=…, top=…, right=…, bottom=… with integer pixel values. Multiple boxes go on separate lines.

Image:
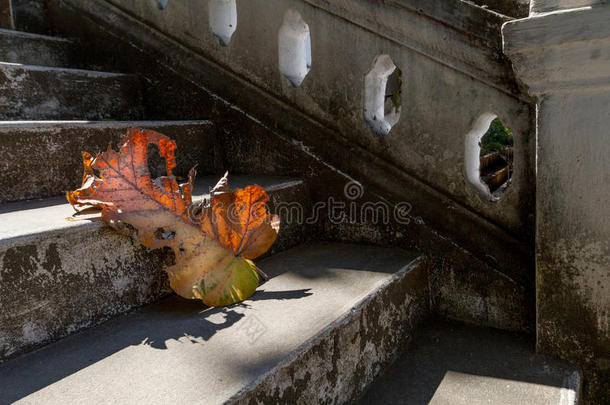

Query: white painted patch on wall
left=208, top=0, right=237, bottom=46
left=465, top=113, right=498, bottom=201
left=278, top=9, right=312, bottom=87
left=364, top=55, right=402, bottom=137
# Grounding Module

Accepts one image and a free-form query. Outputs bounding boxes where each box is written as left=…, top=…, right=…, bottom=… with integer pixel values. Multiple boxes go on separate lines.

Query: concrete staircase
left=0, top=5, right=581, bottom=405
left=0, top=19, right=313, bottom=362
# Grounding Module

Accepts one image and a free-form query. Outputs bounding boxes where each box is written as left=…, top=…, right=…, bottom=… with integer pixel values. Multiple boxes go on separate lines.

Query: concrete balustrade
left=101, top=0, right=533, bottom=239
left=62, top=0, right=535, bottom=336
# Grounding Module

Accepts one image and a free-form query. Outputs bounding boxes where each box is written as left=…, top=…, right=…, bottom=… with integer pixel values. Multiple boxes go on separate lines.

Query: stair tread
left=0, top=241, right=421, bottom=404
left=0, top=27, right=73, bottom=43
left=357, top=321, right=579, bottom=405
left=0, top=175, right=304, bottom=243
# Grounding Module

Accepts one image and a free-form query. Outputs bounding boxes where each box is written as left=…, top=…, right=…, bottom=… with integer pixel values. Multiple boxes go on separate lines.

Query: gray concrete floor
left=356, top=320, right=579, bottom=405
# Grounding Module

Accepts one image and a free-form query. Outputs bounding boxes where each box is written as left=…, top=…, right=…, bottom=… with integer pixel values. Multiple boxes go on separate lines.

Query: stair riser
left=0, top=63, right=143, bottom=120
left=231, top=258, right=429, bottom=404
left=0, top=30, right=76, bottom=67
left=0, top=121, right=217, bottom=203
left=0, top=183, right=311, bottom=362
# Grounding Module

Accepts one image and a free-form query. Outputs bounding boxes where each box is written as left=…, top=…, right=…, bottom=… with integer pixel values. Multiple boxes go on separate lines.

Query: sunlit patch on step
left=430, top=371, right=578, bottom=404
left=208, top=0, right=237, bottom=46
left=278, top=9, right=312, bottom=88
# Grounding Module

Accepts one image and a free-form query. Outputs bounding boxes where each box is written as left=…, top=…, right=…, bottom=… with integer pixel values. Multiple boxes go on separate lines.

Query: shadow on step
left=0, top=290, right=310, bottom=403
left=1, top=241, right=419, bottom=403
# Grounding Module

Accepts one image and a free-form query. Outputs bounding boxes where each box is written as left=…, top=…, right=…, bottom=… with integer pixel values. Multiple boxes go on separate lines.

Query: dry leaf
left=67, top=128, right=279, bottom=307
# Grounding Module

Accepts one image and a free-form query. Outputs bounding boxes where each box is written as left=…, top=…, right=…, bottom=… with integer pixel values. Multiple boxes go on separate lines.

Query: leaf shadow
left=141, top=288, right=312, bottom=350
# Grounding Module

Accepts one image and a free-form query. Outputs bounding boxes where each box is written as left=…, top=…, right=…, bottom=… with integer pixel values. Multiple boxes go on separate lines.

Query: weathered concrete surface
left=0, top=176, right=309, bottom=361
left=357, top=320, right=580, bottom=405
left=47, top=0, right=536, bottom=335
left=0, top=28, right=76, bottom=67
left=425, top=243, right=533, bottom=333
left=0, top=121, right=217, bottom=202
left=0, top=0, right=13, bottom=29
left=504, top=7, right=610, bottom=404
left=221, top=120, right=534, bottom=332
left=0, top=242, right=427, bottom=404
left=504, top=6, right=610, bottom=95
left=0, top=62, right=143, bottom=120
left=534, top=92, right=610, bottom=404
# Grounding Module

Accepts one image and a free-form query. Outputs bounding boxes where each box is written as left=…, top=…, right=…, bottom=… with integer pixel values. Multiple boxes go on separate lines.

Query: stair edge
left=230, top=255, right=429, bottom=404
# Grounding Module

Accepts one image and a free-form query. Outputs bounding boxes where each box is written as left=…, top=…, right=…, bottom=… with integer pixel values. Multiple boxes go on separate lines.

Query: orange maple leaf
left=67, top=128, right=280, bottom=307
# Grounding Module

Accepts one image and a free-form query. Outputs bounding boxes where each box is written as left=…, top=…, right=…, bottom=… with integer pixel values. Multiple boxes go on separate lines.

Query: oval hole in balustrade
left=278, top=9, right=312, bottom=87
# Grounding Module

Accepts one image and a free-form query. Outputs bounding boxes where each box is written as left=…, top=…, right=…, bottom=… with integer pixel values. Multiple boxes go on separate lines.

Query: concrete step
left=0, top=241, right=428, bottom=404
left=0, top=175, right=311, bottom=362
left=0, top=62, right=143, bottom=120
left=0, top=28, right=77, bottom=67
left=357, top=321, right=580, bottom=405
left=0, top=120, right=218, bottom=202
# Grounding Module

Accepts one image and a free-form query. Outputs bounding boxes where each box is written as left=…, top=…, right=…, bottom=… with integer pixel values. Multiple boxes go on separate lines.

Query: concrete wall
left=504, top=6, right=610, bottom=403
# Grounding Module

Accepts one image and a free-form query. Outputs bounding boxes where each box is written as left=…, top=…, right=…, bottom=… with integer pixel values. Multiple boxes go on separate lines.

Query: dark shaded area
left=146, top=142, right=168, bottom=179
left=12, top=0, right=49, bottom=34
left=357, top=319, right=577, bottom=405
left=253, top=288, right=312, bottom=301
